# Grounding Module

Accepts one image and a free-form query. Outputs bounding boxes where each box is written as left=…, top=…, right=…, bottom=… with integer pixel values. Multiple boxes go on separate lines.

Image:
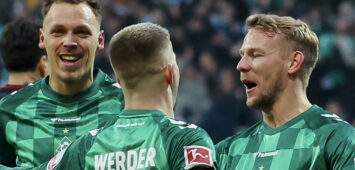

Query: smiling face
left=237, top=28, right=290, bottom=110
left=39, top=2, right=104, bottom=85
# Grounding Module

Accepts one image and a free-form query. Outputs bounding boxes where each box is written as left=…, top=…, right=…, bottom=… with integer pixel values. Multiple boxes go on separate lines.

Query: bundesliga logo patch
left=184, top=145, right=213, bottom=169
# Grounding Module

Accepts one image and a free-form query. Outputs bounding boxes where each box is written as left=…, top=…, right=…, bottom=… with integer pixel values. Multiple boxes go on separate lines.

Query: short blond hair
left=109, top=22, right=171, bottom=88
left=246, top=14, right=319, bottom=88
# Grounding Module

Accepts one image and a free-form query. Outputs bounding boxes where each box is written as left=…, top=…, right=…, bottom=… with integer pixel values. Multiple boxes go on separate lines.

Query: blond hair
left=246, top=14, right=319, bottom=88
left=109, top=22, right=171, bottom=88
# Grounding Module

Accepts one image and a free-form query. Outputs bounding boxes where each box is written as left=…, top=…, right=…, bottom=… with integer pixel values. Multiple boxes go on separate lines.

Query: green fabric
left=36, top=110, right=216, bottom=170
left=0, top=69, right=124, bottom=168
left=216, top=105, right=355, bottom=170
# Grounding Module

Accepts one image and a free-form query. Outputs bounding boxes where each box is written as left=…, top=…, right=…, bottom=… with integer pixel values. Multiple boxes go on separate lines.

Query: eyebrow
left=75, top=25, right=92, bottom=31
left=49, top=24, right=65, bottom=29
left=239, top=48, right=265, bottom=57
left=49, top=24, right=93, bottom=32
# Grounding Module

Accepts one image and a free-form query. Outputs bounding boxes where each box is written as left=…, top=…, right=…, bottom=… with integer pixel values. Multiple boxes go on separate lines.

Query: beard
left=247, top=70, right=284, bottom=112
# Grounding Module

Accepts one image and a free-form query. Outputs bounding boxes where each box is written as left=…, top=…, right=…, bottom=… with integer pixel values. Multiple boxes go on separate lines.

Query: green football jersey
left=36, top=110, right=216, bottom=170
left=216, top=105, right=355, bottom=170
left=0, top=69, right=125, bottom=168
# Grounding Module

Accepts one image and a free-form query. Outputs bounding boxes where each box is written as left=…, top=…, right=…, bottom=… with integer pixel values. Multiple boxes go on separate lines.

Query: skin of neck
left=121, top=75, right=175, bottom=119
left=49, top=71, right=94, bottom=95
left=8, top=71, right=42, bottom=85
left=262, top=78, right=312, bottom=128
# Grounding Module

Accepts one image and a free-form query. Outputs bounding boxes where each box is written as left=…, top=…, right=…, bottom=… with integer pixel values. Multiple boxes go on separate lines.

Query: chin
left=246, top=98, right=257, bottom=109
left=58, top=73, right=82, bottom=83
left=246, top=95, right=256, bottom=106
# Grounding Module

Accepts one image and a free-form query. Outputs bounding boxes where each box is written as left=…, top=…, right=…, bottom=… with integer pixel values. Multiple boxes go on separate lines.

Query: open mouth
left=242, top=79, right=257, bottom=91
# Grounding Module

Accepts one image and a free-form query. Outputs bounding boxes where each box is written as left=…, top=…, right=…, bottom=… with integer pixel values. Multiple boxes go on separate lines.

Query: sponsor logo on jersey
left=47, top=148, right=67, bottom=170
left=184, top=145, right=213, bottom=169
left=94, top=147, right=156, bottom=170
left=56, top=136, right=72, bottom=153
left=253, top=151, right=278, bottom=158
left=51, top=117, right=81, bottom=122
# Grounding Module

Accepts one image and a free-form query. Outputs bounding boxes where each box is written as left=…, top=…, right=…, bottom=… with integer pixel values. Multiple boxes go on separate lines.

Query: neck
left=123, top=83, right=175, bottom=119
left=49, top=72, right=94, bottom=95
left=8, top=71, right=41, bottom=85
left=262, top=81, right=312, bottom=128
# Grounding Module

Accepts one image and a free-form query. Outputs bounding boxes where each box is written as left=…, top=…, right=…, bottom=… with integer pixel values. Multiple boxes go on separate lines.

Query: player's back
left=43, top=109, right=215, bottom=170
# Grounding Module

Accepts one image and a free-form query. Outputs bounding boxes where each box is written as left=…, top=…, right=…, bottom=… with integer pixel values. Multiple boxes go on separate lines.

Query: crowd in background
left=0, top=0, right=354, bottom=143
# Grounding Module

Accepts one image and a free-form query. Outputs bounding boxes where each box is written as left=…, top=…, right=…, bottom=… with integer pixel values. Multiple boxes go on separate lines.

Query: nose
left=63, top=33, right=78, bottom=48
left=236, top=56, right=251, bottom=72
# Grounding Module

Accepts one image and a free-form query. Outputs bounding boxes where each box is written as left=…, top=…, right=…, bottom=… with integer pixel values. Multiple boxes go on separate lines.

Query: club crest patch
left=47, top=148, right=66, bottom=170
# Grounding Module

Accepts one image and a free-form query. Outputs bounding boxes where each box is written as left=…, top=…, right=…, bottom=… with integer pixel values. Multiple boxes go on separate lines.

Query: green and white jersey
left=0, top=69, right=125, bottom=168
left=216, top=105, right=355, bottom=170
left=38, top=110, right=216, bottom=170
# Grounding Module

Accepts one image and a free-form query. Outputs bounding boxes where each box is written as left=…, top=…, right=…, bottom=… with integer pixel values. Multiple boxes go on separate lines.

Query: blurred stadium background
left=0, top=0, right=354, bottom=143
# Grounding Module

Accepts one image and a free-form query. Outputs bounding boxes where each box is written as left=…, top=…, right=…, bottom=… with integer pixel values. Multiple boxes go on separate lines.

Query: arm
left=0, top=110, right=17, bottom=167
left=168, top=123, right=216, bottom=170
left=31, top=130, right=97, bottom=170
left=325, top=125, right=355, bottom=170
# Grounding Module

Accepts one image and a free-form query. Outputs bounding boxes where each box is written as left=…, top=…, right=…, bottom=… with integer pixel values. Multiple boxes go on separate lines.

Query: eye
left=252, top=53, right=264, bottom=57
left=74, top=28, right=92, bottom=38
left=50, top=28, right=65, bottom=37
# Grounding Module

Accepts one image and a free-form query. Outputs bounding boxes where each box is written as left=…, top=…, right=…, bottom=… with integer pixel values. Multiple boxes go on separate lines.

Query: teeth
left=61, top=56, right=79, bottom=61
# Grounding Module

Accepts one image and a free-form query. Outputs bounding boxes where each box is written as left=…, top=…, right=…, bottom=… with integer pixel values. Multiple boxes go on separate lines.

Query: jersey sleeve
left=167, top=123, right=216, bottom=170
left=325, top=124, right=355, bottom=170
left=0, top=109, right=16, bottom=167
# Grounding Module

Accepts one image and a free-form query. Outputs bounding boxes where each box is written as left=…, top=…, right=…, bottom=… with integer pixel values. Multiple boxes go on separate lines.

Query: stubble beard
left=247, top=70, right=284, bottom=112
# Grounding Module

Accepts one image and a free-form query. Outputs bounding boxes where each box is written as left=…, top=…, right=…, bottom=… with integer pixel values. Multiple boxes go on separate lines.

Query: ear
left=37, top=55, right=48, bottom=78
left=38, top=28, right=45, bottom=49
left=164, top=64, right=173, bottom=86
left=97, top=30, right=105, bottom=50
left=288, top=51, right=304, bottom=75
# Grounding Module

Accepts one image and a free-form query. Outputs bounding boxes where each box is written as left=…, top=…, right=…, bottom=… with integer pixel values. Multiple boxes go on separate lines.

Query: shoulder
left=161, top=118, right=215, bottom=169
left=96, top=70, right=124, bottom=97
left=0, top=79, right=42, bottom=111
left=0, top=87, right=16, bottom=99
left=161, top=118, right=210, bottom=139
left=303, top=106, right=354, bottom=134
left=96, top=70, right=121, bottom=92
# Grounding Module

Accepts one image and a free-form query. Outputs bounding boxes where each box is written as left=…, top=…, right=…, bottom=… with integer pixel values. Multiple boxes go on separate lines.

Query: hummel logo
left=51, top=117, right=81, bottom=122
left=320, top=114, right=349, bottom=124
left=253, top=151, right=278, bottom=158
